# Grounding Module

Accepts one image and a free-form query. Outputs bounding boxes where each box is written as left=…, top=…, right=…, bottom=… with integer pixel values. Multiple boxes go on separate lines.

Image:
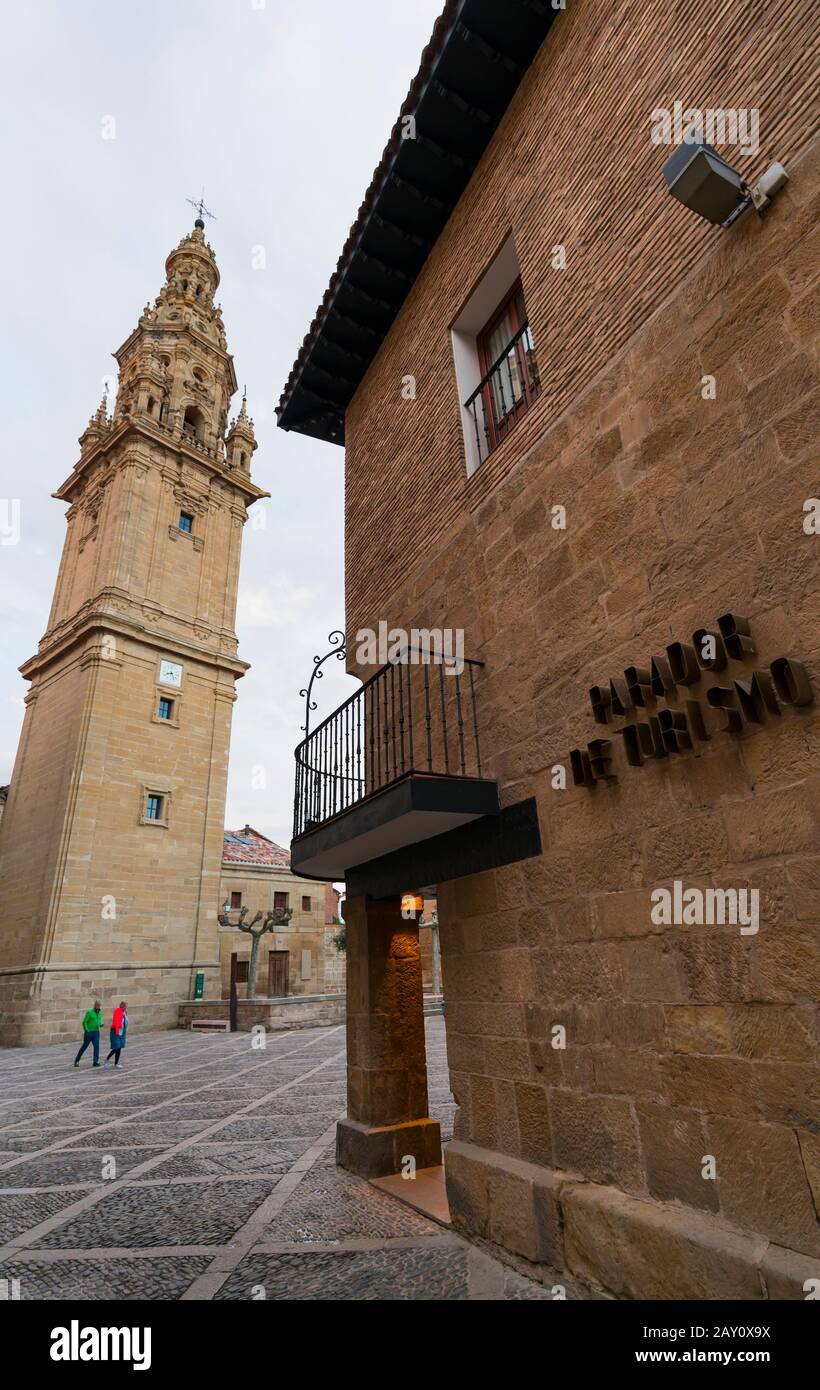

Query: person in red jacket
left=104, top=1001, right=128, bottom=1068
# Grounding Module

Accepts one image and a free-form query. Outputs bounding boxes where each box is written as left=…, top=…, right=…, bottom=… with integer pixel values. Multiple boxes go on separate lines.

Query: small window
left=157, top=698, right=174, bottom=721
left=451, top=235, right=540, bottom=475
left=274, top=891, right=289, bottom=911
left=301, top=896, right=311, bottom=912
left=230, top=891, right=242, bottom=909
left=179, top=511, right=193, bottom=533
left=235, top=960, right=249, bottom=983
left=145, top=794, right=163, bottom=821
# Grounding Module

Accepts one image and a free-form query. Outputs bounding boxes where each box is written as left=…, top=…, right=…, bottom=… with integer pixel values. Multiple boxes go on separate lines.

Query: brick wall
left=345, top=0, right=817, bottom=635
left=341, top=0, right=820, bottom=1294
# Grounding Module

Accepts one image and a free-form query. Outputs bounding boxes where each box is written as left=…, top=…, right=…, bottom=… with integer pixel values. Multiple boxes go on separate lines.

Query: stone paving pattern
left=0, top=1018, right=577, bottom=1300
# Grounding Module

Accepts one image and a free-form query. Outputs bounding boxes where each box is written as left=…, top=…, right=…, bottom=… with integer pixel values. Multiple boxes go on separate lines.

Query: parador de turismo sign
left=570, top=612, right=812, bottom=787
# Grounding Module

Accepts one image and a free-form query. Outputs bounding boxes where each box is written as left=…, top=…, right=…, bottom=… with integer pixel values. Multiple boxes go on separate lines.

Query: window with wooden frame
left=473, top=279, right=540, bottom=459
left=274, top=891, right=289, bottom=911
left=235, top=960, right=250, bottom=984
left=230, top=891, right=242, bottom=910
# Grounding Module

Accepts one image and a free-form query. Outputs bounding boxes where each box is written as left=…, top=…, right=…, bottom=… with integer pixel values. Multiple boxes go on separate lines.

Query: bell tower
left=0, top=219, right=268, bottom=1045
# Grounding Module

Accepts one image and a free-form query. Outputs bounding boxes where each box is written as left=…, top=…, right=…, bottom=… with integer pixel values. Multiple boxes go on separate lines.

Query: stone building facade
left=0, top=221, right=267, bottom=1045
left=218, top=827, right=345, bottom=997
left=278, top=2, right=819, bottom=1298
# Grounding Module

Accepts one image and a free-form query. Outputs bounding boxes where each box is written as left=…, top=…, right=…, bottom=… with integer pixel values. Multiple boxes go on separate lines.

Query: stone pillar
left=431, top=919, right=442, bottom=997
left=337, top=894, right=441, bottom=1178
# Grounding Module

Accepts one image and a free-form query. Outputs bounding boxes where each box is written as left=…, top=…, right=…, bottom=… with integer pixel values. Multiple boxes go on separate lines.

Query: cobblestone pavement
left=0, top=1017, right=569, bottom=1301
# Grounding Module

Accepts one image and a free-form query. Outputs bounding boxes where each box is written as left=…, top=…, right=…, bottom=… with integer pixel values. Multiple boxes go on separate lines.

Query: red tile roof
left=222, top=827, right=291, bottom=868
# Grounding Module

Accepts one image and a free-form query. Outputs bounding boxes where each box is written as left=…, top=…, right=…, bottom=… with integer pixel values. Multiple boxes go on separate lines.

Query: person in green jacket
left=74, top=1000, right=103, bottom=1067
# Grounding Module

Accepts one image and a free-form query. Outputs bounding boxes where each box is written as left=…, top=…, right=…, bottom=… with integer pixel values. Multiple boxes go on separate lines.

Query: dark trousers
left=75, top=1030, right=100, bottom=1064
left=106, top=1047, right=122, bottom=1065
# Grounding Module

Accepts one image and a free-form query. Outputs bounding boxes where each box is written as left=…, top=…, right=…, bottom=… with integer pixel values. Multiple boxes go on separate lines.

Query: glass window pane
left=484, top=306, right=516, bottom=368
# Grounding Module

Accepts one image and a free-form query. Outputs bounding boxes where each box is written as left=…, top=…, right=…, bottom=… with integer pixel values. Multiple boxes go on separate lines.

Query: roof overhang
left=275, top=0, right=559, bottom=445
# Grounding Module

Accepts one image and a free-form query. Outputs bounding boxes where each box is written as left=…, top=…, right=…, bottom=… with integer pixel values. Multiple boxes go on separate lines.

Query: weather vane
left=186, top=189, right=216, bottom=224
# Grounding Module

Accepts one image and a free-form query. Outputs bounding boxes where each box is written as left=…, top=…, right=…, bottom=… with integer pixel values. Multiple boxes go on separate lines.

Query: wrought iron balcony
left=292, top=653, right=499, bottom=879
left=464, top=321, right=541, bottom=467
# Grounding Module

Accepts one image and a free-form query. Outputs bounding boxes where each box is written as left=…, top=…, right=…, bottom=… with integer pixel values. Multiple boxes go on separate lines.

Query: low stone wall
left=445, top=1140, right=820, bottom=1300
left=178, top=993, right=346, bottom=1032
left=0, top=964, right=221, bottom=1048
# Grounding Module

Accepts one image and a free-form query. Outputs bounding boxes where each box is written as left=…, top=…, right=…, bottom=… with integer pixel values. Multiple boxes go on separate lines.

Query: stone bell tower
left=0, top=218, right=268, bottom=1045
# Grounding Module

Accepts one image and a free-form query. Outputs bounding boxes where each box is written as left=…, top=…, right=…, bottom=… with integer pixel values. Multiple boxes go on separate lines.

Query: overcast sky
left=0, top=0, right=442, bottom=848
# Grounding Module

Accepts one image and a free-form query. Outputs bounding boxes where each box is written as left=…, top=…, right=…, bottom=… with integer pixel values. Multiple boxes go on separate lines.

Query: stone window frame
left=168, top=522, right=204, bottom=553
left=450, top=232, right=534, bottom=477
left=151, top=692, right=181, bottom=729
left=168, top=488, right=207, bottom=553
left=139, top=785, right=172, bottom=829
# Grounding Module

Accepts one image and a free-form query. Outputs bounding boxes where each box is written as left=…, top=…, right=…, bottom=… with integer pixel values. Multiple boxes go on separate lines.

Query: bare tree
left=218, top=903, right=293, bottom=999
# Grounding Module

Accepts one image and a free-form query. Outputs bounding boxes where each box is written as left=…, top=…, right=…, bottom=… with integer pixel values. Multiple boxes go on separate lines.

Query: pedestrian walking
left=104, top=1000, right=128, bottom=1068
left=73, top=1000, right=103, bottom=1067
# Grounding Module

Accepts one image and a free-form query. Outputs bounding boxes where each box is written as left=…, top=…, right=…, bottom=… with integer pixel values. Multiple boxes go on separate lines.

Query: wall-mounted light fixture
left=663, top=130, right=788, bottom=228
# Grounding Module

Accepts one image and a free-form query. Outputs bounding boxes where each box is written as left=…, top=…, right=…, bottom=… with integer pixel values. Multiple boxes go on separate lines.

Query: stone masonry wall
left=342, top=0, right=819, bottom=1297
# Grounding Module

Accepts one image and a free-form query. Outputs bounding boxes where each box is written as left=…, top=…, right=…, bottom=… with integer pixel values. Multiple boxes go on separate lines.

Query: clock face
left=159, top=660, right=182, bottom=688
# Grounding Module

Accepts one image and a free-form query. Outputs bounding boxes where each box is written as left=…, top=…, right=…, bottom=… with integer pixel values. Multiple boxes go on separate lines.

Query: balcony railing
left=464, top=321, right=541, bottom=467
left=293, top=654, right=486, bottom=841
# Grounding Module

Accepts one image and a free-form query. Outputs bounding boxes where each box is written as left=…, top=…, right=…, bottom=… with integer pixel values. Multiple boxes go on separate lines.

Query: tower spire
left=0, top=216, right=269, bottom=1044
left=79, top=383, right=111, bottom=453
left=186, top=191, right=216, bottom=231
left=226, top=386, right=257, bottom=474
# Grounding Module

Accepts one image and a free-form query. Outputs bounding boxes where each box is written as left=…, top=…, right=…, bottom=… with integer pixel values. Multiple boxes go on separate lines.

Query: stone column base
left=445, top=1139, right=820, bottom=1300
left=337, top=1115, right=442, bottom=1179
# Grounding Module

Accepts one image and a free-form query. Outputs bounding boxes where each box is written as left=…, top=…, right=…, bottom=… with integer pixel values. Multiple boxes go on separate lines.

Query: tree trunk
left=247, top=932, right=262, bottom=999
